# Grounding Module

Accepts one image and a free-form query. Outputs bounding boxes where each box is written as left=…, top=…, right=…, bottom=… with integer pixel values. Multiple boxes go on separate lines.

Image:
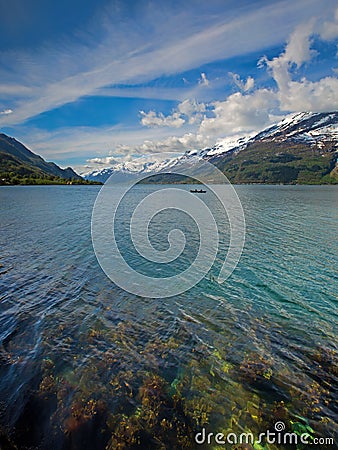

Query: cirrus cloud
left=1, top=0, right=337, bottom=173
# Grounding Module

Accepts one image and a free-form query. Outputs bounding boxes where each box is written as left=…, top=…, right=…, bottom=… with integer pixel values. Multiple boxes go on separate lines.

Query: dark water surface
left=0, top=185, right=337, bottom=449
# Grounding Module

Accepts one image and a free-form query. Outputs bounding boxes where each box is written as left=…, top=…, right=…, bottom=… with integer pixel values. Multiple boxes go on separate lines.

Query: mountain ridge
left=84, top=111, right=338, bottom=184
left=0, top=133, right=102, bottom=185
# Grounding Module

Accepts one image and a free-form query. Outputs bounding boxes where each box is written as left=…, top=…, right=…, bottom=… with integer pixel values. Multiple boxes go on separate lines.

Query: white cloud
left=79, top=88, right=278, bottom=168
left=284, top=21, right=317, bottom=67
left=260, top=21, right=338, bottom=112
left=140, top=110, right=185, bottom=128
left=4, top=1, right=338, bottom=173
left=199, top=89, right=277, bottom=137
left=0, top=0, right=332, bottom=126
left=121, top=132, right=210, bottom=156
left=259, top=21, right=316, bottom=93
left=178, top=99, right=206, bottom=124
left=87, top=16, right=338, bottom=167
left=74, top=130, right=211, bottom=172
left=277, top=76, right=338, bottom=112
left=199, top=73, right=209, bottom=86
left=0, top=109, right=13, bottom=115
left=86, top=156, right=120, bottom=166
left=88, top=40, right=337, bottom=170
left=140, top=99, right=207, bottom=128
left=177, top=99, right=205, bottom=116
left=229, top=73, right=255, bottom=92
left=81, top=151, right=185, bottom=175
left=12, top=122, right=193, bottom=162
left=319, top=7, right=338, bottom=40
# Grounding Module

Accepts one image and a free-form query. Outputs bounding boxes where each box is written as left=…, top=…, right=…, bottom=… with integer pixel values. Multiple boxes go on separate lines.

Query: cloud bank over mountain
left=0, top=0, right=337, bottom=170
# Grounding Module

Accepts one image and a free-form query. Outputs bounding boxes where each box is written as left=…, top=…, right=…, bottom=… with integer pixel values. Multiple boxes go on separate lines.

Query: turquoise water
left=0, top=185, right=337, bottom=449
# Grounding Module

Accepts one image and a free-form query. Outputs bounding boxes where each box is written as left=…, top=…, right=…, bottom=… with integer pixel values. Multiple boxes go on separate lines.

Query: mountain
left=84, top=111, right=338, bottom=184
left=209, top=111, right=338, bottom=184
left=0, top=133, right=84, bottom=184
left=82, top=158, right=183, bottom=183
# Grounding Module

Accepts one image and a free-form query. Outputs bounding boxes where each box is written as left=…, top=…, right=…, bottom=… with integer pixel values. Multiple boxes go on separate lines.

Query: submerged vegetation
left=1, top=312, right=336, bottom=449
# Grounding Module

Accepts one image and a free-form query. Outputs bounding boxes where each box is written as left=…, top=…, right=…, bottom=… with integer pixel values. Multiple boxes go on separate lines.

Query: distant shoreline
left=2, top=181, right=335, bottom=187
left=0, top=183, right=103, bottom=186
left=0, top=180, right=103, bottom=186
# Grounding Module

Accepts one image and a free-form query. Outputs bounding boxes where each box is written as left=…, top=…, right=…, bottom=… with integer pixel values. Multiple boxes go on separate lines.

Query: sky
left=0, top=0, right=337, bottom=173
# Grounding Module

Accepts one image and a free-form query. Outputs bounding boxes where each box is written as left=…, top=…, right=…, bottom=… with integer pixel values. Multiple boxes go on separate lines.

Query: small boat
left=190, top=189, right=206, bottom=193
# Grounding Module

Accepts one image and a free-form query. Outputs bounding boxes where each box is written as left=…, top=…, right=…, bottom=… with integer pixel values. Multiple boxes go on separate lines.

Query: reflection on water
left=0, top=185, right=337, bottom=449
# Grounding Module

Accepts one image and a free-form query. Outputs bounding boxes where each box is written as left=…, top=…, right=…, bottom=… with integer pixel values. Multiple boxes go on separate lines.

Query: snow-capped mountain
left=250, top=111, right=338, bottom=147
left=84, top=111, right=338, bottom=183
left=206, top=111, right=337, bottom=161
left=185, top=133, right=256, bottom=158
left=83, top=157, right=184, bottom=183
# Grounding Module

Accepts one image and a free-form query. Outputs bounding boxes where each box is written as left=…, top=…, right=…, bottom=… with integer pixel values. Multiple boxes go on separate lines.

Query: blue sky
left=0, top=0, right=337, bottom=173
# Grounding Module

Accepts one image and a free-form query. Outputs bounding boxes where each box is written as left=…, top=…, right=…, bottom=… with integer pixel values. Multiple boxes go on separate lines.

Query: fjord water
left=0, top=185, right=337, bottom=449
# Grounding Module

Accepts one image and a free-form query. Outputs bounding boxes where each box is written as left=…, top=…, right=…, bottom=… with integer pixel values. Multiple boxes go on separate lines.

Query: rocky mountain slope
left=0, top=133, right=83, bottom=184
left=85, top=111, right=338, bottom=184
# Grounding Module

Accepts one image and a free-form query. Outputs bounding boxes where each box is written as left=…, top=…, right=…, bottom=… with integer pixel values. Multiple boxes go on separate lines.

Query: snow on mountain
left=185, top=111, right=337, bottom=161
left=253, top=111, right=338, bottom=144
left=84, top=111, right=338, bottom=183
left=82, top=157, right=183, bottom=183
left=186, top=133, right=256, bottom=158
